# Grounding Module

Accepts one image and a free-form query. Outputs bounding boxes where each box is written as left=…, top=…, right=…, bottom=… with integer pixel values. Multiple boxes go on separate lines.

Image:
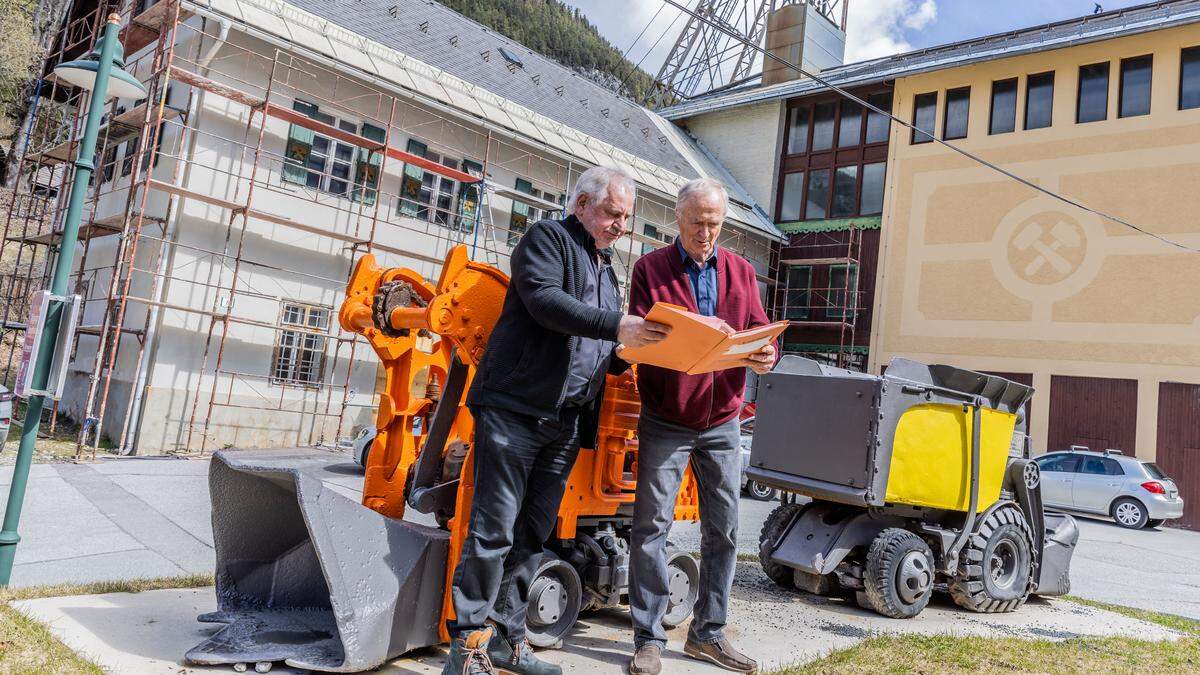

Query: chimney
left=762, top=3, right=846, bottom=87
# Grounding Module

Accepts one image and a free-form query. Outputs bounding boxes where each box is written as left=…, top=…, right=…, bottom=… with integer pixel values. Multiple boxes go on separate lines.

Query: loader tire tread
left=949, top=504, right=1034, bottom=614
left=759, top=503, right=805, bottom=589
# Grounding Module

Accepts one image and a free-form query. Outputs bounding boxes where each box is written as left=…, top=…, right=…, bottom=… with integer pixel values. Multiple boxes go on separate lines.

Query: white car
left=738, top=416, right=777, bottom=501
left=1036, top=447, right=1184, bottom=529
left=0, top=386, right=11, bottom=447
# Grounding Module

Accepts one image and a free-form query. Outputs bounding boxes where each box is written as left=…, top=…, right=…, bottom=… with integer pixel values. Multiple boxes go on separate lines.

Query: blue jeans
left=629, top=412, right=741, bottom=647
left=447, top=405, right=581, bottom=642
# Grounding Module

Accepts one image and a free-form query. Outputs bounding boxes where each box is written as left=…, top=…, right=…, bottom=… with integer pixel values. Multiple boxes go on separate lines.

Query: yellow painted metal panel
left=885, top=404, right=1016, bottom=512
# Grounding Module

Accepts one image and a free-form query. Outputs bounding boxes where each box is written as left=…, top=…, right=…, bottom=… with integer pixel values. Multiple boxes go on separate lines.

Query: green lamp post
left=0, top=14, right=146, bottom=585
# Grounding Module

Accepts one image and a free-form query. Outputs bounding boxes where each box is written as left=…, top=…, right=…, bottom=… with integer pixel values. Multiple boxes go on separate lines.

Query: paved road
left=2, top=455, right=1197, bottom=619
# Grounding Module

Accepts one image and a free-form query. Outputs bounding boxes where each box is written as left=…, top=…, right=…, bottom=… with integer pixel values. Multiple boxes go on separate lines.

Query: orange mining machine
left=186, top=246, right=700, bottom=673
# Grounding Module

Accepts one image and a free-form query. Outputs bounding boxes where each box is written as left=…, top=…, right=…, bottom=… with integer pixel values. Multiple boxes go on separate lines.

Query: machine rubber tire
left=949, top=504, right=1034, bottom=613
left=526, top=554, right=583, bottom=648
left=863, top=528, right=935, bottom=619
left=745, top=481, right=778, bottom=501
left=662, top=547, right=700, bottom=628
left=1111, top=497, right=1149, bottom=529
left=759, top=503, right=804, bottom=589
left=1147, top=519, right=1165, bottom=529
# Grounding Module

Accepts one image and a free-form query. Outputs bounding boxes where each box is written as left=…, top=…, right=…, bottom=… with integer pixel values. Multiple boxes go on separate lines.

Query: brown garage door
left=1048, top=375, right=1138, bottom=453
left=1157, top=382, right=1200, bottom=531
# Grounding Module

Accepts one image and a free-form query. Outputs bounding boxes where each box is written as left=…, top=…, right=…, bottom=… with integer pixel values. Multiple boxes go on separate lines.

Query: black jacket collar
left=562, top=214, right=613, bottom=263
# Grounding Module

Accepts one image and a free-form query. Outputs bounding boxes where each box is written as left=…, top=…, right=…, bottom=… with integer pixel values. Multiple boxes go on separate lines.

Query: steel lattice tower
left=653, top=0, right=847, bottom=107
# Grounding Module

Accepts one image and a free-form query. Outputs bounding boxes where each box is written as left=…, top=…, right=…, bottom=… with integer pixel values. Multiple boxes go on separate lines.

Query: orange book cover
left=620, top=303, right=787, bottom=375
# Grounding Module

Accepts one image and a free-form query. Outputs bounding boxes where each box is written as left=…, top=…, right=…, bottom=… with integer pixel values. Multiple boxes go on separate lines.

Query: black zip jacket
left=467, top=215, right=628, bottom=447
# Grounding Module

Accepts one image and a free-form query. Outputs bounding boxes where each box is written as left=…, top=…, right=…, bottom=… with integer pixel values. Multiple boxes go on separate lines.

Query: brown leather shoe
left=683, top=638, right=758, bottom=673
left=627, top=643, right=662, bottom=675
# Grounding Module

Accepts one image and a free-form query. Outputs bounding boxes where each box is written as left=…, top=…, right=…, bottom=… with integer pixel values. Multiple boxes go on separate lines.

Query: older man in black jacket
left=442, top=166, right=669, bottom=675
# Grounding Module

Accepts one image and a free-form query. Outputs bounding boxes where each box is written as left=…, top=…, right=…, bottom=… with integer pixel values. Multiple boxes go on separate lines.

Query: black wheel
left=526, top=554, right=582, bottom=648
left=758, top=503, right=804, bottom=588
left=949, top=504, right=1034, bottom=613
left=863, top=528, right=935, bottom=619
left=1111, top=497, right=1149, bottom=529
left=662, top=547, right=699, bottom=628
left=745, top=480, right=778, bottom=501
left=1147, top=519, right=1165, bottom=529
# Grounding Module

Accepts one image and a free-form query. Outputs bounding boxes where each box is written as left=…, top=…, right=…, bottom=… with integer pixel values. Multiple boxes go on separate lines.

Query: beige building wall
left=681, top=101, right=784, bottom=210
left=870, top=23, right=1200, bottom=459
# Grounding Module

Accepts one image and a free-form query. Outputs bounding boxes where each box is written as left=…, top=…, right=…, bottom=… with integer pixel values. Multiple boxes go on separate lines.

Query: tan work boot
left=683, top=638, right=758, bottom=673
left=442, top=626, right=496, bottom=674
left=627, top=643, right=662, bottom=675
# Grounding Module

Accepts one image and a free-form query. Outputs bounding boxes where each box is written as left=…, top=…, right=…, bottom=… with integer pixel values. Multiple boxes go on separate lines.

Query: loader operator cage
left=747, top=357, right=1034, bottom=513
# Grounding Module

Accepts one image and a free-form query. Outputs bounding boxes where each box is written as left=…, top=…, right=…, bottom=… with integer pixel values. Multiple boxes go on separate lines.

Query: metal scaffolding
left=773, top=224, right=864, bottom=369
left=1, top=0, right=777, bottom=458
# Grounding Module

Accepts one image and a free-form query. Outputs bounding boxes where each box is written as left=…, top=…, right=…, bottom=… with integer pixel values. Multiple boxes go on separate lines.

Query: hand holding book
left=618, top=303, right=786, bottom=375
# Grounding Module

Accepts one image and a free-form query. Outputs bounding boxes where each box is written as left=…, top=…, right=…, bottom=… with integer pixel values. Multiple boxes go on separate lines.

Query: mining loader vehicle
left=185, top=246, right=701, bottom=672
left=750, top=357, right=1079, bottom=619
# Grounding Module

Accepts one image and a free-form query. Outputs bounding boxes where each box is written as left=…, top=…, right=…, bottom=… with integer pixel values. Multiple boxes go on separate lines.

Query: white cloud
left=844, top=0, right=938, bottom=62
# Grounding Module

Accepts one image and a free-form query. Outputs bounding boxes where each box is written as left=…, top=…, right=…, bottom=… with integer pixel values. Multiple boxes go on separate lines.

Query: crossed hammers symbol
left=1012, top=221, right=1082, bottom=276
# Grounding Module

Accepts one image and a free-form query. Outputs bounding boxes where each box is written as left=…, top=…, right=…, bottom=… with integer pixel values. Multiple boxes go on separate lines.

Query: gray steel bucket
left=185, top=448, right=449, bottom=672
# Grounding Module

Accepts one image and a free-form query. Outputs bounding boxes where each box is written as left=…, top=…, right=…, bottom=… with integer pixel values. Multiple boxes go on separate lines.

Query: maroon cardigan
left=629, top=245, right=772, bottom=430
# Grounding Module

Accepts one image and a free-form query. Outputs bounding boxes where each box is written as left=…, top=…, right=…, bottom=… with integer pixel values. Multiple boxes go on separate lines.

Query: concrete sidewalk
left=13, top=566, right=1186, bottom=674
left=3, top=455, right=1200, bottom=620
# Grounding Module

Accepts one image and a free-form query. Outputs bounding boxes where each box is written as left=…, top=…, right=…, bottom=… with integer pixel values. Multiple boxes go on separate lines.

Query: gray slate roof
left=660, top=0, right=1200, bottom=119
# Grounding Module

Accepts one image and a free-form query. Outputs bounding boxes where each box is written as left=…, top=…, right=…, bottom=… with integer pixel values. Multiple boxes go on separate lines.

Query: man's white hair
left=675, top=177, right=729, bottom=214
left=569, top=166, right=636, bottom=212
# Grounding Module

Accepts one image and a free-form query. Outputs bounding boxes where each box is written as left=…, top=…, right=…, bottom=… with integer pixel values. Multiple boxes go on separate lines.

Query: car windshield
left=1142, top=462, right=1167, bottom=480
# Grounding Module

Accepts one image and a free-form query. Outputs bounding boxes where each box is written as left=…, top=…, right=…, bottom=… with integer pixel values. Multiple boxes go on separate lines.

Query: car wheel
left=1111, top=498, right=1149, bottom=529
left=1146, top=519, right=1165, bottom=529
left=746, top=480, right=778, bottom=501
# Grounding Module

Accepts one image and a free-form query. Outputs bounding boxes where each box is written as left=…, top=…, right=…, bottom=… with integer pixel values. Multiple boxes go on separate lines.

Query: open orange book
left=620, top=303, right=788, bottom=375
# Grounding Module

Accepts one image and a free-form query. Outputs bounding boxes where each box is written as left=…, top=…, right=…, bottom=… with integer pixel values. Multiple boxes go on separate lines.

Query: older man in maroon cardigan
left=625, top=178, right=775, bottom=675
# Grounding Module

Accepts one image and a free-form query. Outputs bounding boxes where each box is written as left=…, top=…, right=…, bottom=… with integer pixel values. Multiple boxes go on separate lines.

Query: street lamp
left=0, top=14, right=146, bottom=585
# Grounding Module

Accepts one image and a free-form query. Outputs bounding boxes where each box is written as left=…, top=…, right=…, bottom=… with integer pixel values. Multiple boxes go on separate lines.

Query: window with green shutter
left=283, top=100, right=317, bottom=185
left=353, top=122, right=385, bottom=206
left=398, top=139, right=428, bottom=217
left=456, top=159, right=483, bottom=234
left=508, top=177, right=534, bottom=245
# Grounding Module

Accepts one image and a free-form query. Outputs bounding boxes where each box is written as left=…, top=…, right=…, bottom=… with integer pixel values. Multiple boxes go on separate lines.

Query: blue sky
left=563, top=0, right=1153, bottom=75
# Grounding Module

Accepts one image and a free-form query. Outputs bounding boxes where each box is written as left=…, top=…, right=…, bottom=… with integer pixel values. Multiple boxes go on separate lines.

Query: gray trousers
left=629, top=412, right=742, bottom=648
left=447, top=405, right=581, bottom=642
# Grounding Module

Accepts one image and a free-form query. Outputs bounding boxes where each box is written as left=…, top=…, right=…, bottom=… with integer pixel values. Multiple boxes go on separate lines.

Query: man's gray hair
left=569, top=166, right=636, bottom=212
left=676, top=177, right=729, bottom=214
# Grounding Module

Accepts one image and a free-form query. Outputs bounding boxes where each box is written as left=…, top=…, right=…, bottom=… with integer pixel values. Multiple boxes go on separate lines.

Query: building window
left=942, top=87, right=970, bottom=140
left=398, top=139, right=471, bottom=228
left=828, top=264, right=859, bottom=319
left=100, top=144, right=119, bottom=184
left=864, top=91, right=893, bottom=143
left=859, top=162, right=886, bottom=216
left=778, top=171, right=804, bottom=222
left=1077, top=62, right=1110, bottom=123
left=783, top=265, right=811, bottom=319
left=1119, top=54, right=1153, bottom=118
left=641, top=222, right=672, bottom=255
left=508, top=178, right=563, bottom=245
left=989, top=78, right=1018, bottom=135
left=811, top=101, right=836, bottom=152
left=785, top=106, right=809, bottom=154
left=912, top=91, right=937, bottom=144
left=271, top=302, right=330, bottom=386
left=120, top=141, right=134, bottom=177
left=830, top=165, right=857, bottom=218
left=1025, top=71, right=1055, bottom=129
left=1182, top=46, right=1200, bottom=110
left=804, top=169, right=830, bottom=220
left=282, top=100, right=378, bottom=203
left=837, top=100, right=862, bottom=147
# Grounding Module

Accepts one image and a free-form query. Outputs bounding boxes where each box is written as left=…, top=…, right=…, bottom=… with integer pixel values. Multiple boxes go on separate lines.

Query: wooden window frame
left=827, top=263, right=859, bottom=320
left=1024, top=71, right=1055, bottom=130
left=989, top=78, right=1018, bottom=135
left=911, top=91, right=938, bottom=144
left=783, top=264, right=812, bottom=320
left=942, top=86, right=971, bottom=140
left=1181, top=45, right=1200, bottom=110
left=775, top=86, right=893, bottom=223
left=1118, top=54, right=1154, bottom=118
left=1076, top=61, right=1111, bottom=124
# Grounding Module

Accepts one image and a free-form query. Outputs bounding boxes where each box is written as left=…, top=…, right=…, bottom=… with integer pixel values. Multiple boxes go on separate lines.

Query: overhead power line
left=656, top=0, right=1200, bottom=254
